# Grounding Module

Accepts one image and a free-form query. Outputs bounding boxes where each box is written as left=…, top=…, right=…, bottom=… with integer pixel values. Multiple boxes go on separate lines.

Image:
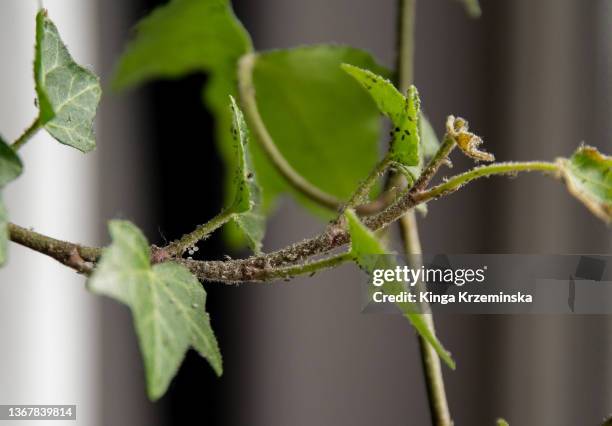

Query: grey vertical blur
left=239, top=0, right=612, bottom=425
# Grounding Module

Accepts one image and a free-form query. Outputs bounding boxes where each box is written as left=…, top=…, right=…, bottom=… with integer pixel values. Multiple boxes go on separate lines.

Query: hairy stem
left=182, top=251, right=352, bottom=283
left=8, top=223, right=101, bottom=273
left=412, top=134, right=457, bottom=192
left=166, top=209, right=235, bottom=256
left=8, top=160, right=561, bottom=281
left=12, top=118, right=41, bottom=151
left=418, top=161, right=559, bottom=202
left=344, top=155, right=392, bottom=211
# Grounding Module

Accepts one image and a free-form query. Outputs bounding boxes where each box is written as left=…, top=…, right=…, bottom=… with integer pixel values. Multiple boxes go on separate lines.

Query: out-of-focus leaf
left=496, top=419, right=509, bottom=426
left=344, top=209, right=455, bottom=369
left=88, top=221, right=222, bottom=400
left=341, top=63, right=420, bottom=168
left=251, top=47, right=387, bottom=213
left=558, top=145, right=611, bottom=224
left=0, top=136, right=23, bottom=265
left=35, top=10, right=101, bottom=152
left=227, top=96, right=264, bottom=253
left=113, top=0, right=251, bottom=90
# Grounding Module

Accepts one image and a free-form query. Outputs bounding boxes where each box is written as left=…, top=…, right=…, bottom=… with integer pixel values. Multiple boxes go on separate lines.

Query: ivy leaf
left=251, top=46, right=387, bottom=213
left=88, top=221, right=222, bottom=400
left=558, top=145, right=612, bottom=224
left=341, top=63, right=420, bottom=168
left=35, top=10, right=101, bottom=152
left=344, top=210, right=455, bottom=370
left=227, top=96, right=265, bottom=253
left=0, top=136, right=23, bottom=265
left=455, top=0, right=482, bottom=18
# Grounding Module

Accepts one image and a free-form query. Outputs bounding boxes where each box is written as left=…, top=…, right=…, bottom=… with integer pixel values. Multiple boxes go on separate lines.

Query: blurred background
left=0, top=0, right=611, bottom=425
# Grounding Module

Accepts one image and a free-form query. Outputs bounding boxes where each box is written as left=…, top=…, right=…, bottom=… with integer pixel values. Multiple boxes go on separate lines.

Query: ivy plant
left=1, top=0, right=610, bottom=424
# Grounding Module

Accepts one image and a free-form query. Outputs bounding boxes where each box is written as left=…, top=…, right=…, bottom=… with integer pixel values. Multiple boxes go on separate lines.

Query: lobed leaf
left=0, top=136, right=23, bottom=265
left=344, top=210, right=455, bottom=369
left=558, top=145, right=612, bottom=224
left=35, top=10, right=101, bottom=152
left=88, top=221, right=222, bottom=400
left=227, top=96, right=265, bottom=253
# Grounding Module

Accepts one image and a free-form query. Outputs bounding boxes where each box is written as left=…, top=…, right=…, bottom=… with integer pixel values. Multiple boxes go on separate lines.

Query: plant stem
left=182, top=251, right=352, bottom=283
left=396, top=1, right=453, bottom=425
left=237, top=53, right=343, bottom=211
left=417, top=161, right=559, bottom=202
left=8, top=160, right=560, bottom=282
left=344, top=155, right=392, bottom=210
left=8, top=223, right=100, bottom=273
left=166, top=209, right=235, bottom=256
left=12, top=118, right=42, bottom=151
left=412, top=134, right=457, bottom=192
left=397, top=0, right=416, bottom=91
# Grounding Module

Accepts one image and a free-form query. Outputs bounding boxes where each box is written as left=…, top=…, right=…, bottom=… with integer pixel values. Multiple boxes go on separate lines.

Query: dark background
left=95, top=0, right=612, bottom=425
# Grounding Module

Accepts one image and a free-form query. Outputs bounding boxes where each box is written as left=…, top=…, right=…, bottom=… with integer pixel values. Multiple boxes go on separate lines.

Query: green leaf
left=455, top=0, right=482, bottom=18
left=0, top=136, right=23, bottom=265
left=35, top=10, right=101, bottom=152
left=341, top=63, right=420, bottom=168
left=344, top=210, right=455, bottom=370
left=558, top=145, right=611, bottom=224
left=251, top=46, right=388, bottom=212
left=113, top=0, right=251, bottom=90
left=88, top=221, right=222, bottom=400
left=496, top=419, right=509, bottom=426
left=227, top=96, right=265, bottom=253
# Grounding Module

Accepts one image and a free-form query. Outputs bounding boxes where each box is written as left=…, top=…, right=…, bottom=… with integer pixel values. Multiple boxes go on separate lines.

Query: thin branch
left=12, top=118, right=42, bottom=151
left=412, top=134, right=457, bottom=192
left=343, top=155, right=392, bottom=211
left=8, top=160, right=561, bottom=282
left=415, top=161, right=559, bottom=202
left=165, top=209, right=235, bottom=256
left=8, top=223, right=100, bottom=272
left=180, top=251, right=352, bottom=283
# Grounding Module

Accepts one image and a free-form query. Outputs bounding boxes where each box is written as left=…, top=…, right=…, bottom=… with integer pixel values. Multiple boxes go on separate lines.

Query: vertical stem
left=397, top=0, right=416, bottom=91
left=396, top=1, right=452, bottom=425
